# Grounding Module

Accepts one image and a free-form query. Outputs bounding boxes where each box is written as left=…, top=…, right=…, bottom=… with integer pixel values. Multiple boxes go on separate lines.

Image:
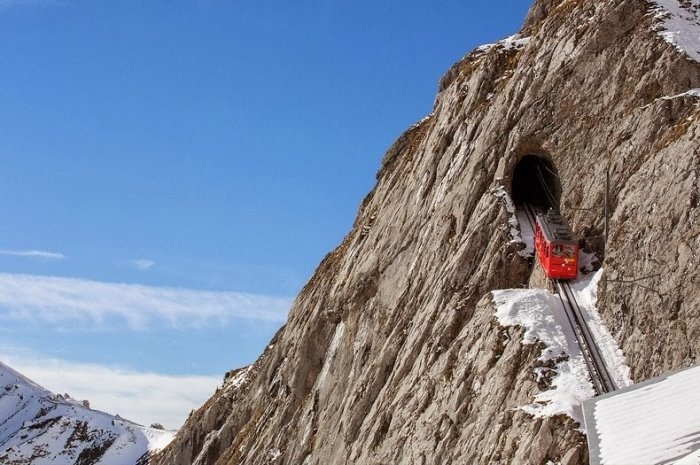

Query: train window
left=553, top=244, right=575, bottom=258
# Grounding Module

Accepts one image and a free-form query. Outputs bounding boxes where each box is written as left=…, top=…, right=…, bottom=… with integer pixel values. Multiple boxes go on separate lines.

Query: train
left=534, top=209, right=579, bottom=280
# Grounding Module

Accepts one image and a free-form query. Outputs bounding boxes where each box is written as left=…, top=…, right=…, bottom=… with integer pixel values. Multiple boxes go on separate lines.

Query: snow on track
left=493, top=271, right=631, bottom=427
left=567, top=271, right=633, bottom=390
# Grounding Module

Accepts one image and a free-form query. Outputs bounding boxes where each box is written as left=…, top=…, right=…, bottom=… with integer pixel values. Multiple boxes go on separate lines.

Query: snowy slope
left=0, top=361, right=174, bottom=465
left=650, top=0, right=700, bottom=62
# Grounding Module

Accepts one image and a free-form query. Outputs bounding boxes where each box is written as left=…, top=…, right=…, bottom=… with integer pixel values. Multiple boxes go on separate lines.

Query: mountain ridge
left=0, top=361, right=173, bottom=465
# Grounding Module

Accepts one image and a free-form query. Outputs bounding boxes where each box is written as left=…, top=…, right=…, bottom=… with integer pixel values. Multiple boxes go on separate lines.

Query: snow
left=501, top=34, right=532, bottom=51
left=477, top=34, right=531, bottom=53
left=661, top=87, right=700, bottom=99
left=514, top=209, right=535, bottom=257
left=568, top=271, right=632, bottom=389
left=578, top=250, right=599, bottom=274
left=492, top=186, right=516, bottom=214
left=493, top=287, right=594, bottom=425
left=494, top=265, right=698, bottom=464
left=585, top=365, right=700, bottom=465
left=269, top=448, right=282, bottom=461
left=492, top=186, right=534, bottom=258
left=226, top=365, right=252, bottom=390
left=0, top=361, right=174, bottom=464
left=492, top=271, right=631, bottom=427
left=649, top=0, right=700, bottom=62
left=409, top=113, right=434, bottom=131
left=143, top=425, right=176, bottom=451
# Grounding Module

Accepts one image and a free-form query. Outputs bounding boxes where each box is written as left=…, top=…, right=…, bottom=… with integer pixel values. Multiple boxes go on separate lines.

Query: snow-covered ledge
left=492, top=271, right=632, bottom=428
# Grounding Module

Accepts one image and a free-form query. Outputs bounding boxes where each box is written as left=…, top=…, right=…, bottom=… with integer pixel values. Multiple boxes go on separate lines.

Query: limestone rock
left=155, top=1, right=700, bottom=464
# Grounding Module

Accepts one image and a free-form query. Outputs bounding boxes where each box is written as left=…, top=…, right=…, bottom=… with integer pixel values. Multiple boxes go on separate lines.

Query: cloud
left=0, top=249, right=67, bottom=260
left=0, top=273, right=292, bottom=330
left=130, top=259, right=155, bottom=271
left=0, top=352, right=220, bottom=429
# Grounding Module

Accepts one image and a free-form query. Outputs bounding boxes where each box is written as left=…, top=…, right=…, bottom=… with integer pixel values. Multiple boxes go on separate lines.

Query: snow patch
left=493, top=271, right=631, bottom=427
left=142, top=426, right=176, bottom=452
left=478, top=34, right=531, bottom=53
left=492, top=187, right=533, bottom=257
left=269, top=448, right=282, bottom=461
left=501, top=34, right=532, bottom=51
left=493, top=288, right=594, bottom=425
left=514, top=209, right=535, bottom=258
left=649, top=0, right=700, bottom=62
left=568, top=271, right=632, bottom=389
left=661, top=87, right=700, bottom=100
left=409, top=113, right=434, bottom=130
left=226, top=365, right=252, bottom=390
left=492, top=186, right=515, bottom=214
left=578, top=250, right=599, bottom=274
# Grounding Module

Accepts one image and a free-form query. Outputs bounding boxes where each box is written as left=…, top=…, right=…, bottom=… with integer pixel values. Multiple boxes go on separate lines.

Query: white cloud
left=0, top=352, right=220, bottom=429
left=0, top=273, right=292, bottom=330
left=0, top=249, right=67, bottom=260
left=131, top=259, right=156, bottom=270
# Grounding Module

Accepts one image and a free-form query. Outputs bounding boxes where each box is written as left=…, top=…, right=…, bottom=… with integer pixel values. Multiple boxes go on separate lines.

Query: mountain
left=0, top=361, right=173, bottom=465
left=155, top=0, right=700, bottom=464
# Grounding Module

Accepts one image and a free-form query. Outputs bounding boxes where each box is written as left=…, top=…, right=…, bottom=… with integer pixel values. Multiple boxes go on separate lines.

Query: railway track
left=554, top=280, right=616, bottom=395
left=521, top=203, right=539, bottom=237
left=519, top=203, right=616, bottom=396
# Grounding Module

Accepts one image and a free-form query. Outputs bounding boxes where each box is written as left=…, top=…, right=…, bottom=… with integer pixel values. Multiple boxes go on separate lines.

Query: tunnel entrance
left=511, top=155, right=562, bottom=210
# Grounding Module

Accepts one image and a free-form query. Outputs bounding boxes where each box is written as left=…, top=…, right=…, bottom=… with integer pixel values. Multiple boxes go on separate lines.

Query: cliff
left=156, top=1, right=700, bottom=464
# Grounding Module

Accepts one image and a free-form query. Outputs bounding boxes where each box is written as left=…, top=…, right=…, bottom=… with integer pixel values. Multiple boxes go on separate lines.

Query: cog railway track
left=520, top=202, right=616, bottom=396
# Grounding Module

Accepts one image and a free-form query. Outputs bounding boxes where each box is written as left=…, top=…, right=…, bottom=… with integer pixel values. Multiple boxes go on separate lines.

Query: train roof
left=536, top=210, right=577, bottom=244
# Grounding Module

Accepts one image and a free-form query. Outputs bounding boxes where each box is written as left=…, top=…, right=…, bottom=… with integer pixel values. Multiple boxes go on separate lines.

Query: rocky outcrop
left=156, top=1, right=700, bottom=464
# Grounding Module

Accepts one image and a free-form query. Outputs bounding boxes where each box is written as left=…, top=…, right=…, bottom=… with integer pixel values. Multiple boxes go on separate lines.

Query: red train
left=534, top=210, right=579, bottom=280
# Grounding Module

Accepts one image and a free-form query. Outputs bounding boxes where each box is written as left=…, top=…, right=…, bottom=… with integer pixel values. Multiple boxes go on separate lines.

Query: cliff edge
left=156, top=1, right=700, bottom=464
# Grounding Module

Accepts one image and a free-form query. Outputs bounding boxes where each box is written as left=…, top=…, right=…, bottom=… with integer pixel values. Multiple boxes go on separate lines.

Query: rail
left=554, top=280, right=617, bottom=395
left=521, top=203, right=539, bottom=238
left=519, top=202, right=616, bottom=395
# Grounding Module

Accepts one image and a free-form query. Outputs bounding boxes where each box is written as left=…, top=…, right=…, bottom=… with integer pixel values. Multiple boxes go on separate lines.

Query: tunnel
left=511, top=155, right=562, bottom=210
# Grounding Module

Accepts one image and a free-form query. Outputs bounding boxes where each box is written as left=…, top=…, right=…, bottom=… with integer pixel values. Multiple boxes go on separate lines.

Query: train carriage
left=534, top=210, right=579, bottom=280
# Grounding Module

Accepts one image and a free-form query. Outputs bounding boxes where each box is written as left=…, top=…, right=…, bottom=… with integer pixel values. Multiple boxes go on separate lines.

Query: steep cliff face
left=156, top=1, right=700, bottom=464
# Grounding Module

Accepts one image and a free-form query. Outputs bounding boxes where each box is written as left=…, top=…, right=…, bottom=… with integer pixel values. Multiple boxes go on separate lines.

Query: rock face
left=156, top=1, right=700, bottom=464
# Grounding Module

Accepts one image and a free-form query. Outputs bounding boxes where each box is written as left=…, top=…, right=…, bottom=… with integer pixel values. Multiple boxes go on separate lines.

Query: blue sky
left=0, top=0, right=533, bottom=428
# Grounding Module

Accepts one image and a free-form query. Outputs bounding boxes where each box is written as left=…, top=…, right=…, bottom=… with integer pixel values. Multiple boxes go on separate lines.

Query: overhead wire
left=536, top=165, right=559, bottom=210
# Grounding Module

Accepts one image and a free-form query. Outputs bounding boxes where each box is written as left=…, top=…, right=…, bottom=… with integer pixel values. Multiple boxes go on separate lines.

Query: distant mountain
left=0, top=361, right=173, bottom=465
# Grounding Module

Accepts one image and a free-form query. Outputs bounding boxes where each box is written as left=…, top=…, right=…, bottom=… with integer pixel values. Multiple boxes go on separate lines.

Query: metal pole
left=604, top=169, right=609, bottom=248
